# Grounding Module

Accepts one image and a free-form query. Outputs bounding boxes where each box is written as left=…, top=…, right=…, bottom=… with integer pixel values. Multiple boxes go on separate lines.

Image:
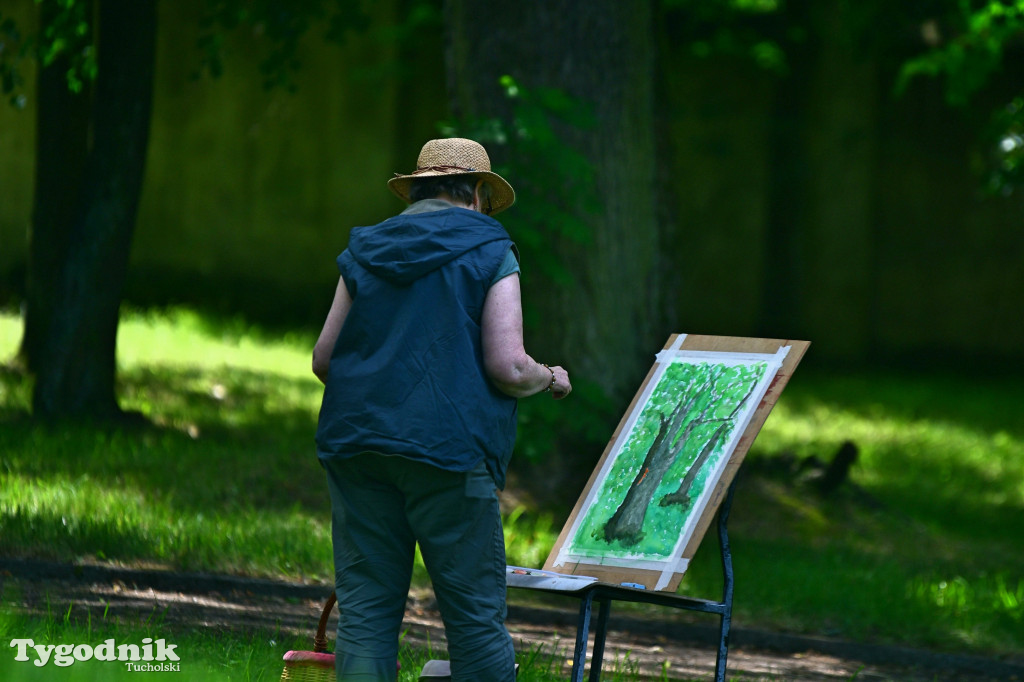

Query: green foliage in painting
left=568, top=360, right=768, bottom=561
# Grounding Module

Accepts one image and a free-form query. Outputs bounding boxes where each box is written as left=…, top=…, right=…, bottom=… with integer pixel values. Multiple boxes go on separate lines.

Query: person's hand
left=548, top=365, right=571, bottom=399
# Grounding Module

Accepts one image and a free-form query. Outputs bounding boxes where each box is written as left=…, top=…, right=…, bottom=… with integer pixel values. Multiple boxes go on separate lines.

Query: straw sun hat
left=388, top=138, right=516, bottom=215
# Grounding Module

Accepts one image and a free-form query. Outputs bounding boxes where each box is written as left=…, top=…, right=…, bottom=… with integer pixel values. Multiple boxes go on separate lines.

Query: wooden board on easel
left=529, top=334, right=809, bottom=592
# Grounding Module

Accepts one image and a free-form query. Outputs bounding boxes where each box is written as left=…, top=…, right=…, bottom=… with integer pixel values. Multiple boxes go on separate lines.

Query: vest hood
left=348, top=207, right=509, bottom=285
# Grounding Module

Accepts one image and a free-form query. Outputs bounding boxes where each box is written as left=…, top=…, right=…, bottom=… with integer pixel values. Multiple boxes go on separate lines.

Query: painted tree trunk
left=27, top=0, right=156, bottom=419
left=659, top=422, right=727, bottom=509
left=602, top=397, right=694, bottom=545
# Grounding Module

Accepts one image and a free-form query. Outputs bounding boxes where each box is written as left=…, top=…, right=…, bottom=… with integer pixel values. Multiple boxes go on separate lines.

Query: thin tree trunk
left=31, top=0, right=157, bottom=420
left=659, top=422, right=727, bottom=509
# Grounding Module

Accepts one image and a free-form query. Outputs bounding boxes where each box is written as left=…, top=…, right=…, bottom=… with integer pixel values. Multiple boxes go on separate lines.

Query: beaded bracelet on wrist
left=542, top=364, right=556, bottom=392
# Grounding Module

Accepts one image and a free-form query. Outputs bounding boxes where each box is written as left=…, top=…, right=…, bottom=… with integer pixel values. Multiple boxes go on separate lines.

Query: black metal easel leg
left=570, top=591, right=595, bottom=682
left=713, top=478, right=738, bottom=682
left=588, top=598, right=611, bottom=682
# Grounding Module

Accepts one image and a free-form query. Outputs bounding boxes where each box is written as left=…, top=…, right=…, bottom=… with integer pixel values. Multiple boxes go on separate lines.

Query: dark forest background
left=1, top=0, right=1022, bottom=424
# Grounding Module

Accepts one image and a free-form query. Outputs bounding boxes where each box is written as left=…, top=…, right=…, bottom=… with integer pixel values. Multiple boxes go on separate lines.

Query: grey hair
left=409, top=176, right=494, bottom=213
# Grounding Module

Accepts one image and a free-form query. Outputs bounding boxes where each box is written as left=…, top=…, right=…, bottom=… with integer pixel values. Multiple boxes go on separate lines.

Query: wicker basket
left=279, top=592, right=337, bottom=682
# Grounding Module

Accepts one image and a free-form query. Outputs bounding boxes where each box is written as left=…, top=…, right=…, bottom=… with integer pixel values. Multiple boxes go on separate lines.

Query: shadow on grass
left=1, top=363, right=329, bottom=514
left=777, top=366, right=1024, bottom=440
left=754, top=368, right=1024, bottom=540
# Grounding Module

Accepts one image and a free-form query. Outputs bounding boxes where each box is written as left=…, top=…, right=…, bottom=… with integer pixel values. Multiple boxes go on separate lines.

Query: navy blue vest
left=315, top=207, right=519, bottom=488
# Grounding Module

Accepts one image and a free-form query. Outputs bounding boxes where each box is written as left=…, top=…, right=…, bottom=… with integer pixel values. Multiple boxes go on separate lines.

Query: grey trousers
left=323, top=453, right=516, bottom=682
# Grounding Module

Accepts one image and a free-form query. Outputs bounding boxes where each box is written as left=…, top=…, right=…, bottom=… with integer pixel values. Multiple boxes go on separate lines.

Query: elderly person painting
left=312, top=138, right=571, bottom=682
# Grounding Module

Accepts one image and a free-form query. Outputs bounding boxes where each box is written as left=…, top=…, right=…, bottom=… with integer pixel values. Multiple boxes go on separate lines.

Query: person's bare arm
left=312, top=276, right=353, bottom=384
left=481, top=273, right=571, bottom=398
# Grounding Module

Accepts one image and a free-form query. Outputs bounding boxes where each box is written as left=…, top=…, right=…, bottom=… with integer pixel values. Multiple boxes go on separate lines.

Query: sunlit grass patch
left=504, top=506, right=559, bottom=569
left=906, top=572, right=1024, bottom=649
left=754, top=373, right=1024, bottom=564
left=0, top=468, right=332, bottom=580
left=116, top=307, right=318, bottom=377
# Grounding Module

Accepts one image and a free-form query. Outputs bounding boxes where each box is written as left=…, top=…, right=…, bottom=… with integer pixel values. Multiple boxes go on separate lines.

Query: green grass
left=0, top=596, right=581, bottom=682
left=0, top=597, right=287, bottom=681
left=2, top=307, right=1023, bottom=677
left=0, top=308, right=334, bottom=581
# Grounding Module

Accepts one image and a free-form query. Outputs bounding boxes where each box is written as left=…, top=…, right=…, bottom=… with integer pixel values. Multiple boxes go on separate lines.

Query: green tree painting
left=568, top=358, right=768, bottom=562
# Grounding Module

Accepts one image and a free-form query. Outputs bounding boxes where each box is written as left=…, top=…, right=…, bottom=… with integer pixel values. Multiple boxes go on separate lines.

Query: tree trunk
left=18, top=0, right=94, bottom=373
left=29, top=0, right=157, bottom=420
left=444, top=0, right=664, bottom=408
